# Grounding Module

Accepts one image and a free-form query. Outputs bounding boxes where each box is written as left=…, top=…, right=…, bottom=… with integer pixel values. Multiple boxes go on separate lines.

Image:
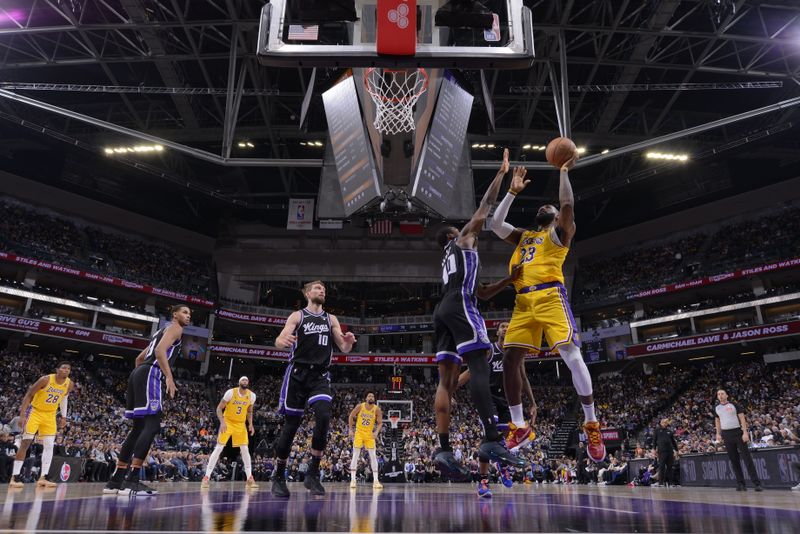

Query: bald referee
left=714, top=389, right=763, bottom=492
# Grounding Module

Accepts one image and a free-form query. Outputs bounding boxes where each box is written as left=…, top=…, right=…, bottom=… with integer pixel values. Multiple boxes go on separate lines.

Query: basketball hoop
left=364, top=68, right=429, bottom=135
left=388, top=409, right=402, bottom=430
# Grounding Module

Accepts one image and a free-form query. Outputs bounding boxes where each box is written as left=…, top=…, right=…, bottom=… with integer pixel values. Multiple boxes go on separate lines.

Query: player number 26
left=519, top=246, right=536, bottom=264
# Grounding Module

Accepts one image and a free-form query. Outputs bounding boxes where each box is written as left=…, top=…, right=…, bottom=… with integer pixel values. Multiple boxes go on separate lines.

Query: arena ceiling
left=0, top=0, right=799, bottom=237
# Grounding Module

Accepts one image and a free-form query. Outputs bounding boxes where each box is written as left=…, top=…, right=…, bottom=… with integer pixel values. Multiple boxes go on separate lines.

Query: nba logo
left=60, top=462, right=70, bottom=482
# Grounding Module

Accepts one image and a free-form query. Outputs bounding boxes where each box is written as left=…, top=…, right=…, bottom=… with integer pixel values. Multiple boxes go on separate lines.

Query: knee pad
left=311, top=401, right=332, bottom=451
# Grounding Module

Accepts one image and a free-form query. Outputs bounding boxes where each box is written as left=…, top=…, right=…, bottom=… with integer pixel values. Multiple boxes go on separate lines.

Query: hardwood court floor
left=1, top=481, right=798, bottom=533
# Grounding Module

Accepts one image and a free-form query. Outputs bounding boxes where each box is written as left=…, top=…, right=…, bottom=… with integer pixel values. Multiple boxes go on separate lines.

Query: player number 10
left=319, top=334, right=329, bottom=346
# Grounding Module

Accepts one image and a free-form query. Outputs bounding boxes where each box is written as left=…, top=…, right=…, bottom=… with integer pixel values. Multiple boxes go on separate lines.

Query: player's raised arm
left=458, top=148, right=509, bottom=240
left=490, top=165, right=529, bottom=246
left=330, top=314, right=356, bottom=353
left=557, top=157, right=577, bottom=246
left=275, top=311, right=302, bottom=349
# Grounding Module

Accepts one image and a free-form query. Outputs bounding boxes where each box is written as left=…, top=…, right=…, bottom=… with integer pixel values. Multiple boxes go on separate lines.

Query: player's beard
left=240, top=384, right=249, bottom=390
left=535, top=211, right=555, bottom=227
left=367, top=399, right=374, bottom=405
left=311, top=295, right=325, bottom=305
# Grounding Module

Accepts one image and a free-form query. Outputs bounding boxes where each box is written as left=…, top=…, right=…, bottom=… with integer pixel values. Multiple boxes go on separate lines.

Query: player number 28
left=519, top=246, right=536, bottom=264
left=45, top=394, right=59, bottom=404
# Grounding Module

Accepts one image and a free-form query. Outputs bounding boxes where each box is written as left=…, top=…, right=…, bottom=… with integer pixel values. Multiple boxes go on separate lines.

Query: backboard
left=257, top=0, right=534, bottom=69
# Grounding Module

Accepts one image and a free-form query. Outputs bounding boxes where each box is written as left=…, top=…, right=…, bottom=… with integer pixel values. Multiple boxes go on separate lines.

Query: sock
left=367, top=448, right=379, bottom=481
left=350, top=447, right=359, bottom=481
left=510, top=404, right=527, bottom=428
left=275, top=459, right=287, bottom=480
left=205, top=444, right=224, bottom=478
left=41, top=436, right=55, bottom=479
left=438, top=433, right=451, bottom=451
left=240, top=446, right=253, bottom=479
left=582, top=403, right=597, bottom=423
left=12, top=460, right=23, bottom=477
left=308, top=456, right=321, bottom=476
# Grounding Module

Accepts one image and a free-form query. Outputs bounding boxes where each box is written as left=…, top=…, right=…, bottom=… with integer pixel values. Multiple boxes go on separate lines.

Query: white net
left=364, top=68, right=428, bottom=135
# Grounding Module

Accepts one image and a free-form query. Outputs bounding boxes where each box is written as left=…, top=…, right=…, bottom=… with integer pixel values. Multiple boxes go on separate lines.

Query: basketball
left=546, top=137, right=578, bottom=169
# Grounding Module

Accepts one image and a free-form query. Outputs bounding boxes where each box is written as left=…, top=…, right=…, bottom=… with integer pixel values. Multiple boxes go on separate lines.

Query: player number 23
left=519, top=246, right=536, bottom=264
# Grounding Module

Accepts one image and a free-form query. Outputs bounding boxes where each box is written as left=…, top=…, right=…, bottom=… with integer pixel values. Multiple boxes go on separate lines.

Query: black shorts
left=278, top=363, right=332, bottom=416
left=124, top=364, right=164, bottom=419
left=434, top=292, right=492, bottom=365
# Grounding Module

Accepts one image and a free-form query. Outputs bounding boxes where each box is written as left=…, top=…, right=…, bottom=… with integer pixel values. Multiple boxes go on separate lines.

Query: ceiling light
left=237, top=142, right=247, bottom=148
left=479, top=144, right=487, bottom=148
left=576, top=147, right=587, bottom=154
left=601, top=149, right=609, bottom=154
left=24, top=344, right=39, bottom=348
left=105, top=144, right=165, bottom=156
left=472, top=143, right=480, bottom=148
left=487, top=144, right=495, bottom=148
left=689, top=355, right=715, bottom=361
left=646, top=152, right=690, bottom=162
left=522, top=144, right=531, bottom=150
left=314, top=141, right=323, bottom=147
left=538, top=146, right=545, bottom=151
left=246, top=142, right=254, bottom=148
left=658, top=362, right=671, bottom=366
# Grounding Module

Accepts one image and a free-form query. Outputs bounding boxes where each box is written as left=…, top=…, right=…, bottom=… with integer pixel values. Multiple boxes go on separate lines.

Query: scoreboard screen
left=388, top=375, right=404, bottom=394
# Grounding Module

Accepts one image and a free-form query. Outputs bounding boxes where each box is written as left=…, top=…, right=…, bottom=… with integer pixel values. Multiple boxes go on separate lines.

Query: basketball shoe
left=477, top=479, right=492, bottom=499
left=583, top=421, right=607, bottom=463
left=506, top=423, right=534, bottom=453
left=433, top=448, right=469, bottom=481
left=200, top=476, right=210, bottom=489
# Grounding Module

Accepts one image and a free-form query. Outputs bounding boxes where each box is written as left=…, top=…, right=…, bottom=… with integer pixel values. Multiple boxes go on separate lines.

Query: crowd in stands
left=2, top=347, right=798, bottom=488
left=644, top=360, right=800, bottom=455
left=574, top=203, right=800, bottom=306
left=0, top=199, right=212, bottom=299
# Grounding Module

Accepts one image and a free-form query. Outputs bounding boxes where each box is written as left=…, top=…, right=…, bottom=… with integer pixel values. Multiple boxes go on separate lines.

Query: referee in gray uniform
left=714, top=389, right=763, bottom=492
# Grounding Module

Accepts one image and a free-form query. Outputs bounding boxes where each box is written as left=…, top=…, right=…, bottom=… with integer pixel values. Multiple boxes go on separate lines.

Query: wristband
left=508, top=190, right=518, bottom=196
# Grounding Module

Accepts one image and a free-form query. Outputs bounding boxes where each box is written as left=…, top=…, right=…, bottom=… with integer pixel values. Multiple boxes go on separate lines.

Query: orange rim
left=364, top=67, right=429, bottom=104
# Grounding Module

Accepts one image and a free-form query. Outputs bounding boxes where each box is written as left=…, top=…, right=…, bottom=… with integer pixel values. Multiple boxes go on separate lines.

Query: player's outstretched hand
left=343, top=332, right=357, bottom=345
left=509, top=166, right=530, bottom=194
left=561, top=155, right=578, bottom=172
left=499, top=148, right=510, bottom=174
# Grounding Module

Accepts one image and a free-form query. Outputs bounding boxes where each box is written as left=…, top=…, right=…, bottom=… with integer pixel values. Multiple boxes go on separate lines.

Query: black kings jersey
left=488, top=342, right=504, bottom=390
left=291, top=308, right=333, bottom=367
left=441, top=241, right=480, bottom=296
left=142, top=326, right=182, bottom=372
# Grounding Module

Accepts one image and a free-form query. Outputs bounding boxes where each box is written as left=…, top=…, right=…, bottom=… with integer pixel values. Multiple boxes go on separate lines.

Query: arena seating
left=0, top=200, right=213, bottom=299
left=574, top=204, right=800, bottom=306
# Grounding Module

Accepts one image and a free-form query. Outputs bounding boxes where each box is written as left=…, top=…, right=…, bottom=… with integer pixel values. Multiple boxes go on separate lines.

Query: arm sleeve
left=60, top=396, right=68, bottom=418
left=489, top=192, right=517, bottom=239
left=222, top=389, right=233, bottom=402
left=250, top=392, right=257, bottom=404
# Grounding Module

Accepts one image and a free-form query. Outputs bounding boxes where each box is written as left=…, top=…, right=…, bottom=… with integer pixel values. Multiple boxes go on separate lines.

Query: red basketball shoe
left=583, top=421, right=607, bottom=463
left=505, top=423, right=534, bottom=453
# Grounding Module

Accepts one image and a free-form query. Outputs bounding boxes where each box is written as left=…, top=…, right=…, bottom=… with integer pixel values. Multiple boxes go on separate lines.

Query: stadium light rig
left=646, top=151, right=689, bottom=162
left=104, top=144, right=163, bottom=155
left=237, top=141, right=255, bottom=148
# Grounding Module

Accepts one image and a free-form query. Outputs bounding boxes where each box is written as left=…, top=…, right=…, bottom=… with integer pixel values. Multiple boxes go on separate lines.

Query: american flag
left=369, top=220, right=393, bottom=235
left=288, top=24, right=319, bottom=41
